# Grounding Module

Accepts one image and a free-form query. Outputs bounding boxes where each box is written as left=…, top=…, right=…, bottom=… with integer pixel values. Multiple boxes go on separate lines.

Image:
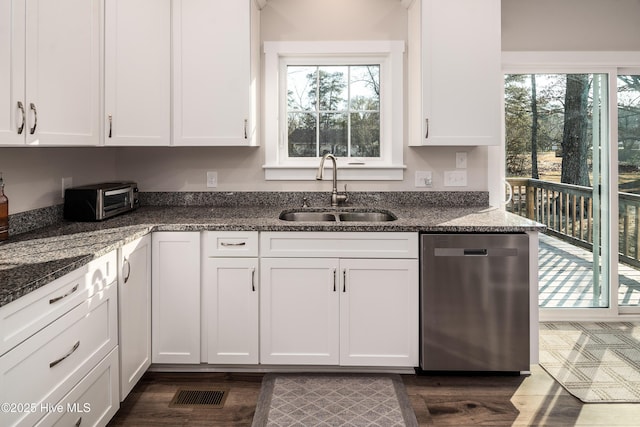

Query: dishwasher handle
left=464, top=248, right=488, bottom=256
left=434, top=247, right=519, bottom=257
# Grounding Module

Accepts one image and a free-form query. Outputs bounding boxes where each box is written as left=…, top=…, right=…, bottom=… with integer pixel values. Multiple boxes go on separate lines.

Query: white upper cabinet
left=0, top=0, right=25, bottom=145
left=0, top=0, right=101, bottom=146
left=173, top=0, right=257, bottom=146
left=104, top=0, right=171, bottom=146
left=408, top=0, right=501, bottom=146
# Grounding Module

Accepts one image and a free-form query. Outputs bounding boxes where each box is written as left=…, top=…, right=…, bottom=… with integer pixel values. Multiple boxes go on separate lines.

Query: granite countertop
left=0, top=203, right=543, bottom=308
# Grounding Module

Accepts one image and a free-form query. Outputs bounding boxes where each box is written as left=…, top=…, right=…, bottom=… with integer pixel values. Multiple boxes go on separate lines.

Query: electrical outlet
left=61, top=177, right=73, bottom=198
left=456, top=152, right=467, bottom=169
left=206, top=171, right=218, bottom=188
left=415, top=171, right=432, bottom=188
left=444, top=170, right=467, bottom=187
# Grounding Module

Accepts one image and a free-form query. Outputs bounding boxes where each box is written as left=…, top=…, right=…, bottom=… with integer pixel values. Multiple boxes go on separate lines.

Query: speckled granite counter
left=0, top=201, right=543, bottom=308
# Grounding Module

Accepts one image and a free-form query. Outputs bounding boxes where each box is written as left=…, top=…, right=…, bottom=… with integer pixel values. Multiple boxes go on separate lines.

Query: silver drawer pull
left=123, top=258, right=131, bottom=283
left=17, top=101, right=25, bottom=134
left=220, top=241, right=246, bottom=247
left=251, top=267, right=256, bottom=292
left=49, top=284, right=79, bottom=304
left=49, top=341, right=80, bottom=368
left=29, top=102, right=37, bottom=135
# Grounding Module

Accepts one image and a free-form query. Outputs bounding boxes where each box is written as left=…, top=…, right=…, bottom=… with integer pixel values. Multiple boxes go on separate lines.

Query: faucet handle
left=337, top=184, right=349, bottom=205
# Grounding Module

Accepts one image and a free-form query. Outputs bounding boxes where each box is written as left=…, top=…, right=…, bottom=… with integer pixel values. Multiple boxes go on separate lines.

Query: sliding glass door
left=618, top=71, right=640, bottom=311
left=504, top=73, right=610, bottom=309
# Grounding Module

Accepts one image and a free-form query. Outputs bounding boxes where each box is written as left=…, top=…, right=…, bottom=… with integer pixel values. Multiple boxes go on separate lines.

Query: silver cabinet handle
left=123, top=258, right=131, bottom=283
left=49, top=341, right=80, bottom=368
left=29, top=103, right=37, bottom=135
left=342, top=269, right=346, bottom=292
left=425, top=118, right=429, bottom=139
left=221, top=241, right=246, bottom=247
left=244, top=119, right=248, bottom=139
left=17, top=101, right=25, bottom=134
left=49, top=284, right=79, bottom=304
left=251, top=267, right=256, bottom=292
left=108, top=114, right=113, bottom=138
left=333, top=268, right=337, bottom=292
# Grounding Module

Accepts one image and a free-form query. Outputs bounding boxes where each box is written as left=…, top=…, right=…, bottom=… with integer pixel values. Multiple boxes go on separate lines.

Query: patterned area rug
left=251, top=374, right=418, bottom=427
left=539, top=322, right=640, bottom=402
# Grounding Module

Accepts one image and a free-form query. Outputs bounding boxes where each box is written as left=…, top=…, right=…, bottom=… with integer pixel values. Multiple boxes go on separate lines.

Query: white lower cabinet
left=35, top=348, right=120, bottom=427
left=260, top=232, right=419, bottom=367
left=203, top=257, right=259, bottom=364
left=260, top=258, right=340, bottom=365
left=118, top=234, right=151, bottom=400
left=202, top=231, right=259, bottom=364
left=151, top=232, right=201, bottom=364
left=0, top=272, right=118, bottom=427
left=339, top=258, right=418, bottom=367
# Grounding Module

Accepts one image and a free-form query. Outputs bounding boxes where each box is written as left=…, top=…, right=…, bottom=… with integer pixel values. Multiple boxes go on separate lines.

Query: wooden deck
left=539, top=233, right=640, bottom=308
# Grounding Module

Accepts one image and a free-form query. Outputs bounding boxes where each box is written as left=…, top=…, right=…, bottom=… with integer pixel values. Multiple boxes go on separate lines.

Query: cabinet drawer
left=204, top=231, right=258, bottom=257
left=260, top=232, right=418, bottom=259
left=35, top=348, right=119, bottom=427
left=0, top=283, right=118, bottom=427
left=0, top=251, right=117, bottom=356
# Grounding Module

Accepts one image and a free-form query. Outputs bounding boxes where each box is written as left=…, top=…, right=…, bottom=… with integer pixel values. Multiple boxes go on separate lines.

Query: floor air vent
left=169, top=388, right=228, bottom=408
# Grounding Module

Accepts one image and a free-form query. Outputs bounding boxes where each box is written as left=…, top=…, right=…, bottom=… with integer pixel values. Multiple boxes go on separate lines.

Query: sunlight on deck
left=539, top=234, right=640, bottom=308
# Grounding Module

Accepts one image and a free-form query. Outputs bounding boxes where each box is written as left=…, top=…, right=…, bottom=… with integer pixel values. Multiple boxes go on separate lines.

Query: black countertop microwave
left=64, top=182, right=139, bottom=221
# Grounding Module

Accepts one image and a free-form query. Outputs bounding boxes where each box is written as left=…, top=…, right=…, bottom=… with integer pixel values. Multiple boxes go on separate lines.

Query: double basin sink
left=279, top=209, right=396, bottom=222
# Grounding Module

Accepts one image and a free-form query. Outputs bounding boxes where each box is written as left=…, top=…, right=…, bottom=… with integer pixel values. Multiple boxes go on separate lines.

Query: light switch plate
left=456, top=152, right=467, bottom=169
left=444, top=170, right=467, bottom=187
left=206, top=171, right=218, bottom=188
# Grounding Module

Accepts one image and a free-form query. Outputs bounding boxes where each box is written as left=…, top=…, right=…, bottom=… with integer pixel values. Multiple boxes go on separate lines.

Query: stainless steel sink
left=338, top=212, right=396, bottom=222
left=278, top=212, right=337, bottom=222
left=279, top=209, right=396, bottom=222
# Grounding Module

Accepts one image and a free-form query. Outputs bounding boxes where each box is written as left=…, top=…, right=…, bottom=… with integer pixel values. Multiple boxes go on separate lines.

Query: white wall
left=502, top=0, right=640, bottom=51
left=3, top=0, right=640, bottom=213
left=0, top=148, right=118, bottom=213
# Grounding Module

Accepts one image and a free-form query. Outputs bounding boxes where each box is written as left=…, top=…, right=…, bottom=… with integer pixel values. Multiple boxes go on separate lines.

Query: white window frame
left=263, top=41, right=406, bottom=180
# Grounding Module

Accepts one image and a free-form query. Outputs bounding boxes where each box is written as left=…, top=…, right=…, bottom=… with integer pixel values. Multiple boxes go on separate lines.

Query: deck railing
left=507, top=178, right=640, bottom=269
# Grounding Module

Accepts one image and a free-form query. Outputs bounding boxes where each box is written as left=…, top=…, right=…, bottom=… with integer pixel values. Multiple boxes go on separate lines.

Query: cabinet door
left=172, top=0, right=251, bottom=146
left=203, top=258, right=258, bottom=364
left=118, top=234, right=151, bottom=400
left=260, top=258, right=339, bottom=365
left=151, top=232, right=200, bottom=364
left=339, top=258, right=419, bottom=367
left=0, top=0, right=26, bottom=146
left=24, top=0, right=101, bottom=146
left=104, top=0, right=171, bottom=146
left=410, top=0, right=501, bottom=146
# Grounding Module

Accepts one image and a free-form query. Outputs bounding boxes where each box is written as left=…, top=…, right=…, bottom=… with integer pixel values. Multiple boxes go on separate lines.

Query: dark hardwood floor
left=108, top=366, right=640, bottom=426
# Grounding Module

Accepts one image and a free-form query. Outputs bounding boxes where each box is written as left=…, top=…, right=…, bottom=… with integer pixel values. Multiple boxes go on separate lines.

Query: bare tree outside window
left=287, top=65, right=380, bottom=159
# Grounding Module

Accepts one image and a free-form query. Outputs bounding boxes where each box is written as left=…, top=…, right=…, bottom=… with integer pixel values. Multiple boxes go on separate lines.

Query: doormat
left=251, top=374, right=418, bottom=427
left=539, top=322, right=640, bottom=402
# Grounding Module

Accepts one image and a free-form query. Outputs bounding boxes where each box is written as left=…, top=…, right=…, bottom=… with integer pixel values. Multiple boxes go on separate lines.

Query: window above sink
left=263, top=41, right=406, bottom=181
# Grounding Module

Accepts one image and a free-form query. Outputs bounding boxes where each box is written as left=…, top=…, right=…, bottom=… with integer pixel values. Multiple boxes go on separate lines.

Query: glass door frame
left=497, top=52, right=630, bottom=320
left=618, top=67, right=640, bottom=315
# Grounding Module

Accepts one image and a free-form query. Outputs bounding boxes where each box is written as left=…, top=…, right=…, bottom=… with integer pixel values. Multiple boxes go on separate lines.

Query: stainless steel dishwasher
left=420, top=233, right=530, bottom=372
